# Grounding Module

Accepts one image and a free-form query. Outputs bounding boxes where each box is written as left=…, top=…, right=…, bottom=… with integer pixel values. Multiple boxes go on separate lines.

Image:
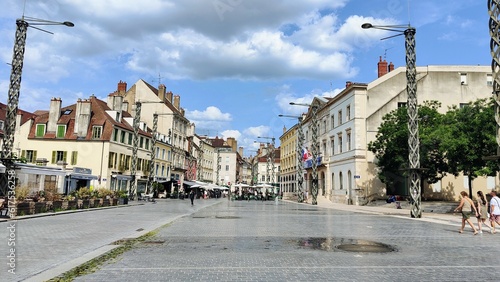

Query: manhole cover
left=295, top=237, right=395, bottom=253
left=215, top=216, right=240, bottom=219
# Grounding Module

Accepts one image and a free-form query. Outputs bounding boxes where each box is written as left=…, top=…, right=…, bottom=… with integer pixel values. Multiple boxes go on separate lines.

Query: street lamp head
left=63, top=21, right=75, bottom=27
left=361, top=23, right=373, bottom=29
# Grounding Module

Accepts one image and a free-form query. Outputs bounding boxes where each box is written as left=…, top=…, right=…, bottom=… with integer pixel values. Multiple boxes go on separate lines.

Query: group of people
left=454, top=190, right=500, bottom=235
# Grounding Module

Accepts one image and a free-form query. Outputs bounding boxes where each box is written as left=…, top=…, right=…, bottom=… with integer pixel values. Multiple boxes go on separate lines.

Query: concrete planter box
left=102, top=199, right=110, bottom=207
left=34, top=202, right=48, bottom=213
left=53, top=200, right=68, bottom=211
left=81, top=199, right=91, bottom=209
left=17, top=202, right=35, bottom=216
left=67, top=200, right=78, bottom=210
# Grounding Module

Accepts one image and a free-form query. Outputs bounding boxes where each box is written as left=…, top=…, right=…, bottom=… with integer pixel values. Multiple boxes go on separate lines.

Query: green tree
left=368, top=101, right=448, bottom=195
left=439, top=98, right=499, bottom=197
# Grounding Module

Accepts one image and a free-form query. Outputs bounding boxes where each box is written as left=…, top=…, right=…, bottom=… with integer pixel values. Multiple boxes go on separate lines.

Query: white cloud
left=221, top=130, right=241, bottom=140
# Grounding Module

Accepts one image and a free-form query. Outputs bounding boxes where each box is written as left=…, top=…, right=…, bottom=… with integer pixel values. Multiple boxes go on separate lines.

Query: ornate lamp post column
left=279, top=114, right=305, bottom=202
left=290, top=102, right=319, bottom=205
left=489, top=1, right=500, bottom=154
left=1, top=16, right=73, bottom=212
left=362, top=22, right=421, bottom=218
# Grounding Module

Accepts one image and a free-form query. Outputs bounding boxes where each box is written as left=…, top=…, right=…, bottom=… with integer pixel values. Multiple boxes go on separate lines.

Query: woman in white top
left=454, top=191, right=479, bottom=235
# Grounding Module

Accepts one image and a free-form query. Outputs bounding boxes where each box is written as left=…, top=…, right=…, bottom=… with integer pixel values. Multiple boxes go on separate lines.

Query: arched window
left=331, top=173, right=335, bottom=192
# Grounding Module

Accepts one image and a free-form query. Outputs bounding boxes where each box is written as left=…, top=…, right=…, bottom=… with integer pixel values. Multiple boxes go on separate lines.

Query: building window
left=92, top=126, right=102, bottom=139
left=108, top=152, right=117, bottom=169
left=460, top=73, right=467, bottom=85
left=346, top=105, right=351, bottom=121
left=22, top=150, right=37, bottom=163
left=36, top=124, right=46, bottom=137
left=128, top=133, right=132, bottom=145
left=0, top=120, right=3, bottom=131
left=487, top=74, right=493, bottom=86
left=338, top=110, right=343, bottom=125
left=338, top=134, right=343, bottom=153
left=120, top=131, right=126, bottom=143
left=56, top=125, right=65, bottom=138
left=346, top=130, right=352, bottom=151
left=460, top=103, right=469, bottom=109
left=71, top=151, right=78, bottom=165
left=398, top=102, right=407, bottom=108
left=226, top=165, right=229, bottom=171
left=140, top=137, right=144, bottom=148
left=51, top=150, right=67, bottom=164
left=339, top=172, right=343, bottom=190
left=331, top=139, right=335, bottom=155
left=322, top=141, right=327, bottom=157
left=113, top=129, right=119, bottom=142
left=331, top=116, right=334, bottom=129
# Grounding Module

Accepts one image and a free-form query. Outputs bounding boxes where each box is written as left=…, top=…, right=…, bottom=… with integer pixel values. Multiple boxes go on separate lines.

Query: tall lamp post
left=149, top=112, right=175, bottom=194
left=290, top=102, right=319, bottom=205
left=0, top=16, right=73, bottom=205
left=257, top=137, right=276, bottom=186
left=362, top=22, right=421, bottom=218
left=489, top=1, right=500, bottom=154
left=131, top=101, right=162, bottom=200
left=279, top=114, right=305, bottom=203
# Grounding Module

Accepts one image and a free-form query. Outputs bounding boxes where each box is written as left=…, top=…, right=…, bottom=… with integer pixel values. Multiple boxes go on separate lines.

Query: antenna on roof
left=383, top=47, right=393, bottom=60
left=407, top=0, right=411, bottom=26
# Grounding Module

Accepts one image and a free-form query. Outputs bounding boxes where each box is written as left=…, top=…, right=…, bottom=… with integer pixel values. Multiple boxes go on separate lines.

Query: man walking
left=189, top=189, right=195, bottom=206
left=489, top=190, right=500, bottom=234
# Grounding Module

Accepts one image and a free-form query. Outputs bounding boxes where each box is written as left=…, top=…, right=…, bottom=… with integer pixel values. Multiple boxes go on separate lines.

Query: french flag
left=302, top=147, right=311, bottom=161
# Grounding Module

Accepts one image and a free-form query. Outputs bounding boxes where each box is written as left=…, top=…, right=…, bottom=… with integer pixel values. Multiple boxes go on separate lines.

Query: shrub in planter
left=82, top=199, right=91, bottom=209
left=52, top=200, right=68, bottom=211
left=34, top=202, right=48, bottom=213
left=102, top=198, right=110, bottom=207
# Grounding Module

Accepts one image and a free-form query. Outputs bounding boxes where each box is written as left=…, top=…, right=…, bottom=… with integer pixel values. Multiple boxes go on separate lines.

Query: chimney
left=388, top=62, right=394, bottom=73
left=345, top=81, right=352, bottom=88
left=117, top=80, right=127, bottom=93
left=283, top=125, right=287, bottom=134
left=173, top=95, right=180, bottom=110
left=74, top=99, right=92, bottom=137
left=47, top=97, right=62, bottom=132
left=166, top=91, right=173, bottom=103
left=239, top=146, right=243, bottom=156
left=378, top=56, right=388, bottom=77
left=158, top=84, right=166, bottom=102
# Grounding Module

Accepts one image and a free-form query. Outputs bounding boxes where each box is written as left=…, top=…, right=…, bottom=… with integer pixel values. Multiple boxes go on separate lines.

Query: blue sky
left=0, top=0, right=490, bottom=156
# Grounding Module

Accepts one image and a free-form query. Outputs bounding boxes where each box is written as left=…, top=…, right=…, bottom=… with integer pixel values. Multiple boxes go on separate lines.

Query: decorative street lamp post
left=489, top=1, right=500, bottom=155
left=290, top=102, right=319, bottom=205
left=362, top=22, right=421, bottom=218
left=279, top=114, right=305, bottom=203
left=0, top=16, right=73, bottom=213
left=257, top=136, right=276, bottom=186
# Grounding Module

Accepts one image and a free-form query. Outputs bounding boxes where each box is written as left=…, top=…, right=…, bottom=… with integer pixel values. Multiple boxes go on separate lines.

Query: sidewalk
left=289, top=196, right=464, bottom=227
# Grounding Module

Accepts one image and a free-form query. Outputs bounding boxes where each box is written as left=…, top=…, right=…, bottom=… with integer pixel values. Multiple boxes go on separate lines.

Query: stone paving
left=70, top=199, right=499, bottom=282
left=0, top=198, right=219, bottom=282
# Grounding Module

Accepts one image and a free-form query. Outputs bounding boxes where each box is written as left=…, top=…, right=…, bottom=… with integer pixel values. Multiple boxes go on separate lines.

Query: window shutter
left=63, top=151, right=67, bottom=162
left=21, top=150, right=25, bottom=158
left=51, top=151, right=56, bottom=164
left=33, top=151, right=37, bottom=163
left=71, top=151, right=78, bottom=165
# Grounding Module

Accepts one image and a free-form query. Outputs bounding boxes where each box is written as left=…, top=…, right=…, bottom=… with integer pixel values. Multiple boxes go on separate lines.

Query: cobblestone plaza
left=2, top=199, right=499, bottom=281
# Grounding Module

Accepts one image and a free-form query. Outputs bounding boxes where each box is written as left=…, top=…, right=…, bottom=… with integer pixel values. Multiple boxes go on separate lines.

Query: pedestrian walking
left=189, top=189, right=195, bottom=206
left=454, top=191, right=479, bottom=235
left=476, top=190, right=491, bottom=234
left=489, top=190, right=500, bottom=234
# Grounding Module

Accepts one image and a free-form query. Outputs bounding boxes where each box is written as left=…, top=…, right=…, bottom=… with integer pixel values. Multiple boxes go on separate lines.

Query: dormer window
left=92, top=126, right=102, bottom=139
left=36, top=124, right=46, bottom=137
left=56, top=125, right=66, bottom=138
left=63, top=109, right=72, bottom=115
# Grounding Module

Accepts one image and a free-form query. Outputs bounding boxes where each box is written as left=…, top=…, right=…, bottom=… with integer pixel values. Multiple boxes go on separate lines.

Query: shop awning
left=68, top=173, right=98, bottom=180
left=15, top=163, right=66, bottom=176
left=112, top=174, right=133, bottom=181
left=183, top=180, right=198, bottom=186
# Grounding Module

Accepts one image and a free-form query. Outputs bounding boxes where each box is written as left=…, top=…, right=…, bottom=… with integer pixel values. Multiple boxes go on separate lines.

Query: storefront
left=14, top=163, right=67, bottom=194
left=64, top=167, right=98, bottom=195
left=110, top=174, right=132, bottom=192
